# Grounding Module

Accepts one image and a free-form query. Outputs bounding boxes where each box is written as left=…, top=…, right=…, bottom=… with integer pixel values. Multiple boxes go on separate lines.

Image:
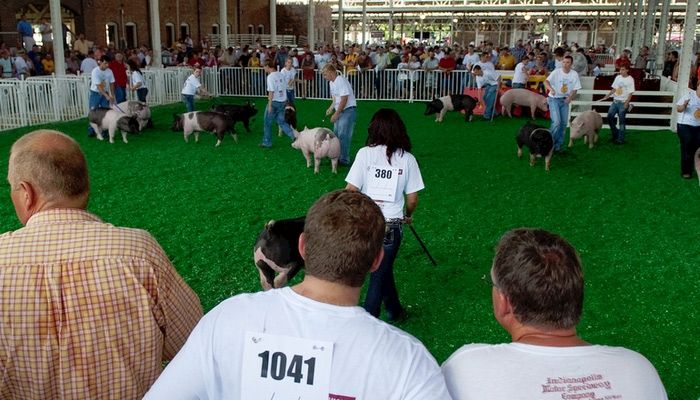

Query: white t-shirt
left=329, top=75, right=357, bottom=109
left=512, top=61, right=529, bottom=85
left=676, top=90, right=700, bottom=127
left=266, top=70, right=288, bottom=102
left=80, top=57, right=98, bottom=75
left=442, top=343, right=668, bottom=400
left=130, top=70, right=147, bottom=90
left=546, top=68, right=582, bottom=98
left=280, top=67, right=297, bottom=90
left=473, top=61, right=495, bottom=73
left=90, top=67, right=115, bottom=93
left=476, top=70, right=500, bottom=89
left=345, top=145, right=425, bottom=219
left=144, top=287, right=450, bottom=400
left=181, top=74, right=201, bottom=95
left=611, top=74, right=635, bottom=101
left=462, top=53, right=480, bottom=68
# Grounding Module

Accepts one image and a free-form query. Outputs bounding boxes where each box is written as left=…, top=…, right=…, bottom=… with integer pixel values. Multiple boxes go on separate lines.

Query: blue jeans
left=114, top=86, right=127, bottom=103
left=512, top=82, right=526, bottom=89
left=136, top=88, right=148, bottom=102
left=483, top=84, right=498, bottom=119
left=182, top=94, right=195, bottom=112
left=263, top=100, right=294, bottom=147
left=547, top=97, right=569, bottom=151
left=364, top=224, right=404, bottom=319
left=286, top=89, right=295, bottom=105
left=676, top=123, right=700, bottom=176
left=333, top=106, right=357, bottom=164
left=607, top=101, right=627, bottom=143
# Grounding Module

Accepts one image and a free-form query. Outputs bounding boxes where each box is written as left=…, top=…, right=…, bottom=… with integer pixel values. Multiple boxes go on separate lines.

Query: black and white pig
left=171, top=111, right=237, bottom=147
left=253, top=217, right=305, bottom=290
left=516, top=121, right=554, bottom=171
left=210, top=101, right=258, bottom=133
left=424, top=95, right=479, bottom=122
left=115, top=101, right=152, bottom=131
left=278, top=102, right=297, bottom=137
left=88, top=108, right=140, bottom=144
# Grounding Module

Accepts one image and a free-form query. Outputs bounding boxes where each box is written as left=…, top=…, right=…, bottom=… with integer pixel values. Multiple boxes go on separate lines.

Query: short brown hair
left=263, top=58, right=275, bottom=69
left=8, top=130, right=89, bottom=203
left=303, top=190, right=385, bottom=287
left=492, top=228, right=584, bottom=329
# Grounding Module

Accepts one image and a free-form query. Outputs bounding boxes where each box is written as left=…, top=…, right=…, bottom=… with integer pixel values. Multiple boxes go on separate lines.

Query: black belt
left=344, top=106, right=357, bottom=110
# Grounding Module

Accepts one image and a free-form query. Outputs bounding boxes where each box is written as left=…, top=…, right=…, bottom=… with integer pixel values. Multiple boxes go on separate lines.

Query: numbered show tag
left=366, top=165, right=400, bottom=202
left=242, top=332, right=334, bottom=400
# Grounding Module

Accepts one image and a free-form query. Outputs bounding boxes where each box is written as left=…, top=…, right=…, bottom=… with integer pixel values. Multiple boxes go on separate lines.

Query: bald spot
left=9, top=130, right=90, bottom=204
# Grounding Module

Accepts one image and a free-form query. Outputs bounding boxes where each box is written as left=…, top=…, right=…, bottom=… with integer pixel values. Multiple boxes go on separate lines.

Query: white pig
left=292, top=127, right=341, bottom=174
left=500, top=89, right=549, bottom=120
left=568, top=110, right=603, bottom=149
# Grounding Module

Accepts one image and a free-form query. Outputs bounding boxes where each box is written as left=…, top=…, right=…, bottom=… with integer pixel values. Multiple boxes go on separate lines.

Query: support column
left=643, top=0, right=658, bottom=46
left=150, top=0, right=163, bottom=67
left=592, top=17, right=598, bottom=47
left=219, top=0, right=228, bottom=49
left=50, top=0, right=66, bottom=76
left=633, top=0, right=645, bottom=53
left=655, top=0, right=670, bottom=70
left=361, top=0, right=367, bottom=48
left=548, top=15, right=557, bottom=46
left=388, top=0, right=394, bottom=44
left=308, top=0, right=315, bottom=50
left=270, top=0, right=277, bottom=46
left=672, top=0, right=698, bottom=127
left=616, top=0, right=627, bottom=52
left=338, top=0, right=344, bottom=46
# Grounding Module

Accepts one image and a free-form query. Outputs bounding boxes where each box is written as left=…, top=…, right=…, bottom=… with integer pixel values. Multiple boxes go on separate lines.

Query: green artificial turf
left=0, top=98, right=698, bottom=399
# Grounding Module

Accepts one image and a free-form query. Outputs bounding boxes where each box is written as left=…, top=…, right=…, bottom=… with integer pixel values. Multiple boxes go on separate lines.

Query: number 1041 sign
left=241, top=331, right=334, bottom=400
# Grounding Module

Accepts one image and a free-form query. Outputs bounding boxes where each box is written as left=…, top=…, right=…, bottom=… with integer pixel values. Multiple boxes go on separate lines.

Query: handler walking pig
left=322, top=63, right=357, bottom=166
left=261, top=59, right=295, bottom=148
left=675, top=84, right=700, bottom=179
left=544, top=55, right=581, bottom=152
left=181, top=66, right=209, bottom=113
left=345, top=108, right=424, bottom=321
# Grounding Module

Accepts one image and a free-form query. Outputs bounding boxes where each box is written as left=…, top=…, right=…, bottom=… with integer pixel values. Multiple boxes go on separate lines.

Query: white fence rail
left=570, top=89, right=675, bottom=131
left=0, top=66, right=680, bottom=133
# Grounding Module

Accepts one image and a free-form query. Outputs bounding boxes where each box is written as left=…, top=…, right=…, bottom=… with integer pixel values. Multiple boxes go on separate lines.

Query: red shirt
left=439, top=57, right=456, bottom=72
left=108, top=60, right=128, bottom=87
left=614, top=57, right=631, bottom=71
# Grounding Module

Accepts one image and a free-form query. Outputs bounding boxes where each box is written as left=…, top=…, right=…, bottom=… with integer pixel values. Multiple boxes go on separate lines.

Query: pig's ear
left=304, top=126, right=308, bottom=130
left=265, top=220, right=275, bottom=230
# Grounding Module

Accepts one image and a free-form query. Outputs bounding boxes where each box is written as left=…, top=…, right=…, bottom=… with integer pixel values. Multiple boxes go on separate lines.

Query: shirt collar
left=25, top=208, right=102, bottom=227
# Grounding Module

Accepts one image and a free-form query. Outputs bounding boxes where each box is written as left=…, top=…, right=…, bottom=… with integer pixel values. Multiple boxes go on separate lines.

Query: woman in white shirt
left=675, top=85, right=700, bottom=179
left=127, top=59, right=148, bottom=102
left=345, top=108, right=425, bottom=321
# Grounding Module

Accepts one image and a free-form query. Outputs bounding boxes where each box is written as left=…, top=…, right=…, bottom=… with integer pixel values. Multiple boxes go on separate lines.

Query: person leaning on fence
left=544, top=55, right=581, bottom=152
left=181, top=65, right=209, bottom=113
left=0, top=130, right=203, bottom=400
left=143, top=189, right=451, bottom=400
left=601, top=64, right=635, bottom=145
left=674, top=84, right=700, bottom=179
left=261, top=58, right=295, bottom=148
left=127, top=59, right=148, bottom=102
left=322, top=63, right=357, bottom=166
left=472, top=65, right=501, bottom=120
left=345, top=109, right=424, bottom=322
left=441, top=228, right=668, bottom=399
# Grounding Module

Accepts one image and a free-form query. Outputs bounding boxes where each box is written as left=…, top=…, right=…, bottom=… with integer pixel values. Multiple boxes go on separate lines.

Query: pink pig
left=568, top=110, right=603, bottom=149
left=500, top=89, right=549, bottom=120
left=292, top=127, right=341, bottom=174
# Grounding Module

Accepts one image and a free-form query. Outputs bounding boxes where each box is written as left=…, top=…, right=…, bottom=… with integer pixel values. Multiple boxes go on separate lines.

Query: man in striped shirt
left=0, top=130, right=203, bottom=400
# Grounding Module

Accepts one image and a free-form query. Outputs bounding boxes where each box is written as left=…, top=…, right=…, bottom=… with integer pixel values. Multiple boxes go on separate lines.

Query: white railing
left=208, top=34, right=297, bottom=48
left=569, top=89, right=676, bottom=131
left=0, top=66, right=680, bottom=133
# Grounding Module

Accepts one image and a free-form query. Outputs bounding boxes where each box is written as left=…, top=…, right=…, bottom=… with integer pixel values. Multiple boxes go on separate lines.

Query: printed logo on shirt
left=694, top=109, right=700, bottom=119
left=541, top=374, right=619, bottom=399
left=329, top=394, right=356, bottom=400
left=561, top=83, right=568, bottom=94
left=615, top=87, right=623, bottom=96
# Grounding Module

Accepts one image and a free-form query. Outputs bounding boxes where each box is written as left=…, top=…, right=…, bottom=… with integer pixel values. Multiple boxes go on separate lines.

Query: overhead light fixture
left=420, top=14, right=426, bottom=20
left=524, top=14, right=531, bottom=21
left=607, top=20, right=613, bottom=25
left=453, top=18, right=458, bottom=23
left=537, top=17, right=543, bottom=23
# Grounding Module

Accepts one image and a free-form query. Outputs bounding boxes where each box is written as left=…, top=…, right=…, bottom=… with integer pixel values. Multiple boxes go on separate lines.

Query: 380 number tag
left=366, top=165, right=400, bottom=202
left=241, top=332, right=333, bottom=400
